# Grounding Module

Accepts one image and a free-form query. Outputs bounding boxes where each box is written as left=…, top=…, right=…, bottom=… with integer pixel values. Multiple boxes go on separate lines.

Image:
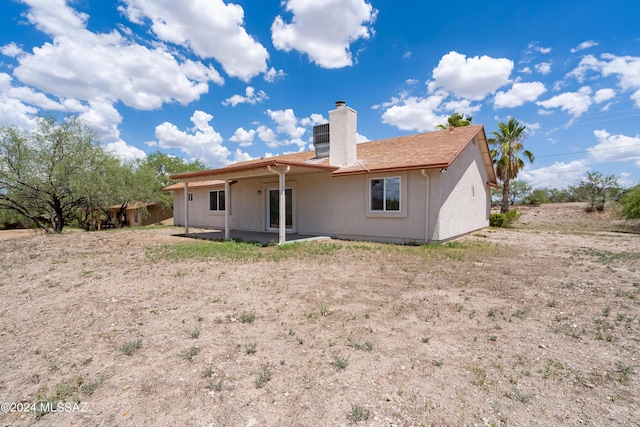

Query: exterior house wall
left=172, top=188, right=226, bottom=229
left=174, top=172, right=428, bottom=243
left=291, top=171, right=420, bottom=241
left=431, top=139, right=491, bottom=241
left=171, top=139, right=491, bottom=243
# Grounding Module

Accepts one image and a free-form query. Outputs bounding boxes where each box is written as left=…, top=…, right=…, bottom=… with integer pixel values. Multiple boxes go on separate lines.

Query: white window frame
left=369, top=176, right=401, bottom=212
left=364, top=172, right=407, bottom=219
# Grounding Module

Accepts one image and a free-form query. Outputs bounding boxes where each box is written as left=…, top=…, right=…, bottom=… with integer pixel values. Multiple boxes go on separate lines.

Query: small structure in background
left=105, top=202, right=173, bottom=228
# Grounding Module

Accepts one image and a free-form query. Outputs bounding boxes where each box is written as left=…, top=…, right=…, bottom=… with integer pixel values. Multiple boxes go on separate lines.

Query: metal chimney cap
left=335, top=100, right=346, bottom=108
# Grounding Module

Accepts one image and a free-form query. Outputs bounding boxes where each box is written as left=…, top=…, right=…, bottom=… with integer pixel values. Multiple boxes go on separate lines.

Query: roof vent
left=313, top=123, right=330, bottom=158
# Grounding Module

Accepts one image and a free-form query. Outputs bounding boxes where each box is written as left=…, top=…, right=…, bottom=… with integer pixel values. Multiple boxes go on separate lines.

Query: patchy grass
left=146, top=240, right=262, bottom=262
left=119, top=339, right=142, bottom=356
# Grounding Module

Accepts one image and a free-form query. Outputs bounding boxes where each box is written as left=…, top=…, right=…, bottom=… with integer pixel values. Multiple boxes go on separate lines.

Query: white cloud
left=589, top=129, right=640, bottom=163
left=22, top=0, right=88, bottom=38
left=240, top=109, right=330, bottom=151
left=594, top=88, right=616, bottom=103
left=106, top=140, right=146, bottom=162
left=222, top=86, right=268, bottom=107
left=428, top=51, right=513, bottom=100
left=231, top=148, right=254, bottom=163
left=4, top=0, right=229, bottom=149
left=536, top=86, right=593, bottom=117
left=598, top=54, right=640, bottom=104
left=527, top=42, right=551, bottom=55
left=494, top=81, right=547, bottom=109
left=1, top=42, right=25, bottom=57
left=566, top=54, right=601, bottom=83
left=119, top=0, right=269, bottom=81
left=441, top=99, right=481, bottom=117
left=380, top=94, right=447, bottom=132
left=264, top=67, right=286, bottom=83
left=266, top=108, right=306, bottom=142
left=300, top=113, right=327, bottom=127
left=571, top=40, right=599, bottom=53
left=229, top=127, right=256, bottom=147
left=78, top=100, right=122, bottom=143
left=271, top=0, right=377, bottom=68
left=0, top=73, right=11, bottom=90
left=0, top=94, right=39, bottom=130
left=256, top=125, right=280, bottom=148
left=523, top=121, right=541, bottom=136
left=356, top=133, right=369, bottom=143
left=15, top=35, right=222, bottom=111
left=520, top=160, right=588, bottom=188
left=535, top=62, right=552, bottom=75
left=5, top=85, right=69, bottom=111
left=567, top=53, right=640, bottom=107
left=153, top=110, right=234, bottom=167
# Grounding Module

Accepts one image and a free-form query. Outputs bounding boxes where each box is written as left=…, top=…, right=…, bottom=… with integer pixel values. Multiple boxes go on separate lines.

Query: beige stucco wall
left=172, top=141, right=492, bottom=243
left=172, top=188, right=226, bottom=229
left=431, top=140, right=491, bottom=241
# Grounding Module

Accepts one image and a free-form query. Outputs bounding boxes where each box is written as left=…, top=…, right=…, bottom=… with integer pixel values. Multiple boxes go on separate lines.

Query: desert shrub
left=503, top=209, right=521, bottom=227
left=620, top=185, right=640, bottom=219
left=490, top=210, right=520, bottom=228
left=490, top=213, right=505, bottom=227
left=524, top=189, right=549, bottom=206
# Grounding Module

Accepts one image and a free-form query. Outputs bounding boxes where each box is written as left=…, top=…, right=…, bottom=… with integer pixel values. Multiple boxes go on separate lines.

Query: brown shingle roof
left=171, top=125, right=496, bottom=184
left=335, top=125, right=487, bottom=175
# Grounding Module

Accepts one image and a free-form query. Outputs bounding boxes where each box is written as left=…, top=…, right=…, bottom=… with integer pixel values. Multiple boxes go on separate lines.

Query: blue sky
left=1, top=0, right=639, bottom=188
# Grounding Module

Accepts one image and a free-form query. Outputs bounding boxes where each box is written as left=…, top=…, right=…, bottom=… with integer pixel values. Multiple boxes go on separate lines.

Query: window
left=188, top=192, right=193, bottom=202
left=209, top=190, right=225, bottom=211
left=370, top=177, right=400, bottom=211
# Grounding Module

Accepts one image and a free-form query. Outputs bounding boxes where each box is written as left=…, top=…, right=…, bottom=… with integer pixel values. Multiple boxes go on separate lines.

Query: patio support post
left=267, top=165, right=290, bottom=245
left=224, top=179, right=230, bottom=240
left=184, top=182, right=189, bottom=235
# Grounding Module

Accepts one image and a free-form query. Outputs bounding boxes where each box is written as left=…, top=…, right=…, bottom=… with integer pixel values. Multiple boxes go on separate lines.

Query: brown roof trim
left=332, top=162, right=451, bottom=176
left=171, top=159, right=337, bottom=180
left=163, top=180, right=230, bottom=192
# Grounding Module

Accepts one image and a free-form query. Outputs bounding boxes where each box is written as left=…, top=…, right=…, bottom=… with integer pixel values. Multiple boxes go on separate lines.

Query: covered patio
left=172, top=156, right=337, bottom=245
left=178, top=229, right=331, bottom=245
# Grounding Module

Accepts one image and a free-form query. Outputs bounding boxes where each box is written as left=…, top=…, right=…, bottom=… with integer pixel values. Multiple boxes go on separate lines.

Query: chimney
left=329, top=100, right=357, bottom=167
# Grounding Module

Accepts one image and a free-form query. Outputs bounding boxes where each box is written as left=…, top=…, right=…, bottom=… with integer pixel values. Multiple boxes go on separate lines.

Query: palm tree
left=489, top=117, right=534, bottom=214
left=436, top=113, right=473, bottom=130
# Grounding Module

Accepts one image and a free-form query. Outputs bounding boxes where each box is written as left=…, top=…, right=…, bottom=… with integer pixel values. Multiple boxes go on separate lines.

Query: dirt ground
left=0, top=202, right=638, bottom=426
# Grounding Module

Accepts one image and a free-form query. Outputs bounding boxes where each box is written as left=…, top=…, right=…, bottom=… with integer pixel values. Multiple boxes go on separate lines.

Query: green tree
left=489, top=117, right=534, bottom=214
left=0, top=116, right=168, bottom=233
left=524, top=188, right=549, bottom=206
left=140, top=151, right=207, bottom=189
left=578, top=171, right=619, bottom=212
left=0, top=116, right=122, bottom=233
left=620, top=185, right=640, bottom=218
left=74, top=159, right=162, bottom=230
left=436, top=112, right=473, bottom=130
left=508, top=179, right=533, bottom=205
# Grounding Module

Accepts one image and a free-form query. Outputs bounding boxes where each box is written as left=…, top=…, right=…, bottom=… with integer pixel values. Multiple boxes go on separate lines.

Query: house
left=166, top=101, right=498, bottom=244
left=106, top=202, right=173, bottom=227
